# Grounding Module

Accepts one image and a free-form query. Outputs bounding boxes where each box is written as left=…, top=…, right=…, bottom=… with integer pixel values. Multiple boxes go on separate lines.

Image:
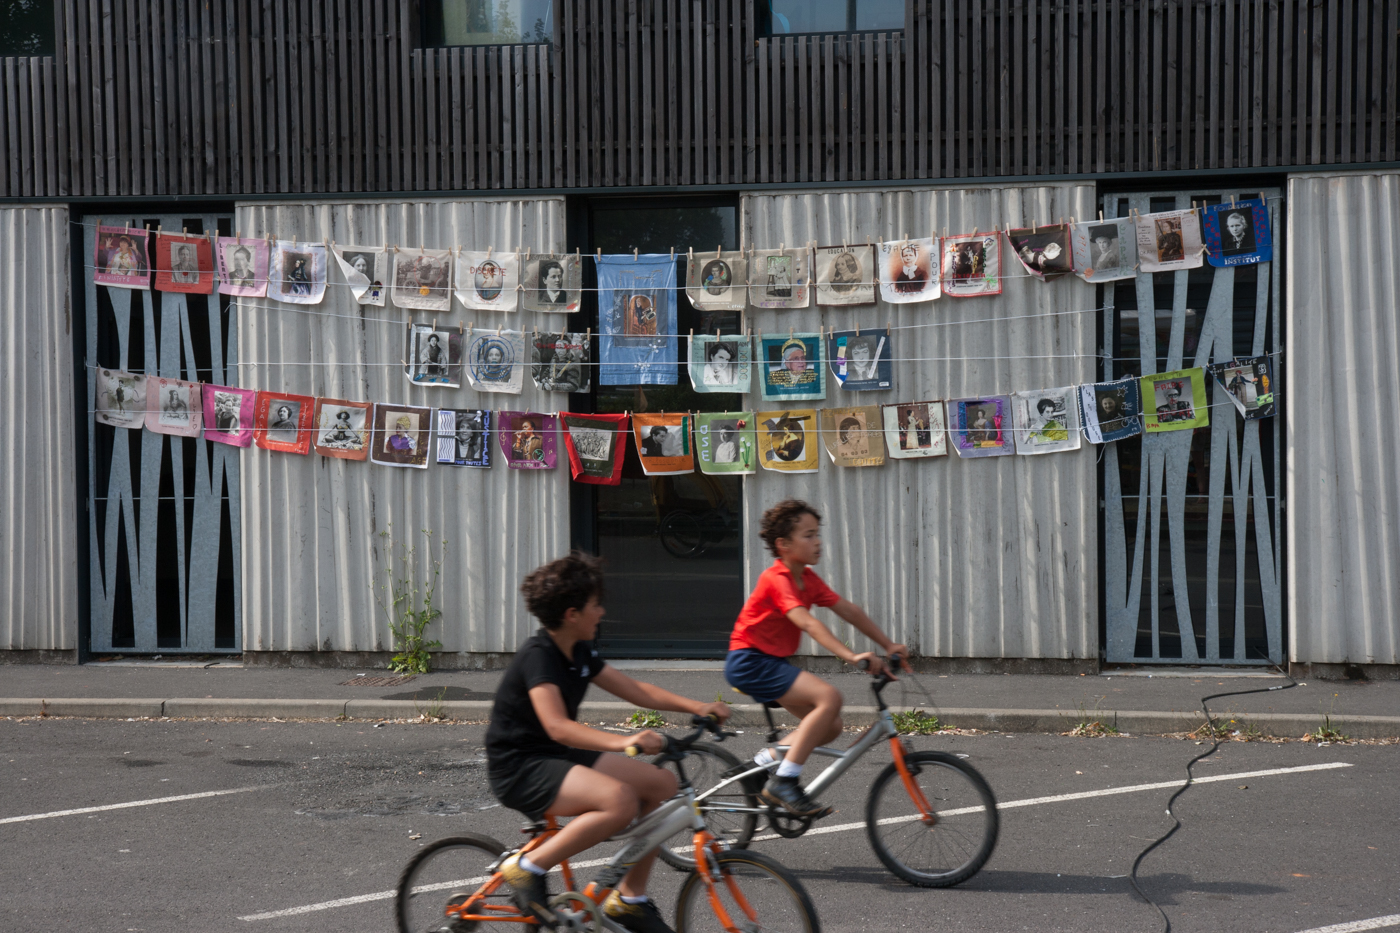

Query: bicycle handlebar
left=624, top=714, right=726, bottom=759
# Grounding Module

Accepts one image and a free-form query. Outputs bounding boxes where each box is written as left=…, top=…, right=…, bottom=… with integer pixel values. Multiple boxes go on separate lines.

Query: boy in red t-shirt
left=724, top=499, right=909, bottom=816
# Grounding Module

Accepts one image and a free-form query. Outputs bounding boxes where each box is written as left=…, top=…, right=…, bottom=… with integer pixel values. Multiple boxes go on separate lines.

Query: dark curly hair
left=759, top=499, right=822, bottom=557
left=521, top=552, right=605, bottom=630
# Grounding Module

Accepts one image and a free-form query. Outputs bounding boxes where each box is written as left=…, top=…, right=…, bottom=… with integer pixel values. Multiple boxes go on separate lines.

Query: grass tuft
left=628, top=709, right=666, bottom=730
left=891, top=709, right=948, bottom=735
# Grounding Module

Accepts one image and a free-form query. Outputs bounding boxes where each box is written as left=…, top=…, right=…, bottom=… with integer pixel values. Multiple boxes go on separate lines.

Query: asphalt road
left=2, top=717, right=1396, bottom=933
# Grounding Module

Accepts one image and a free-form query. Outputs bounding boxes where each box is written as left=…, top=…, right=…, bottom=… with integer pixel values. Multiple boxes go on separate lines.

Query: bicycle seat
left=763, top=701, right=782, bottom=709
left=520, top=820, right=548, bottom=835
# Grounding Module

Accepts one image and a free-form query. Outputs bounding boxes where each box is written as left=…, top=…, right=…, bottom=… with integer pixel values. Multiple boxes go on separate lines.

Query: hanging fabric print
left=688, top=334, right=752, bottom=394
left=436, top=409, right=492, bottom=467
left=814, top=245, right=875, bottom=307
left=94, top=369, right=147, bottom=428
left=758, top=333, right=825, bottom=403
left=940, top=232, right=1002, bottom=297
left=633, top=413, right=694, bottom=476
left=1080, top=378, right=1143, bottom=444
left=521, top=254, right=583, bottom=313
left=1202, top=199, right=1273, bottom=267
left=456, top=249, right=519, bottom=312
left=820, top=406, right=884, bottom=467
left=93, top=226, right=150, bottom=289
left=1069, top=218, right=1138, bottom=283
left=269, top=241, right=329, bottom=304
left=686, top=250, right=748, bottom=312
left=531, top=332, right=592, bottom=393
left=498, top=411, right=559, bottom=470
left=404, top=323, right=463, bottom=389
left=695, top=412, right=756, bottom=475
left=877, top=237, right=940, bottom=304
left=464, top=329, right=525, bottom=394
left=153, top=233, right=214, bottom=294
left=597, top=254, right=677, bottom=386
left=391, top=248, right=453, bottom=311
left=203, top=385, right=256, bottom=447
left=560, top=413, right=627, bottom=485
left=948, top=396, right=1014, bottom=458
left=217, top=236, right=270, bottom=297
left=312, top=398, right=372, bottom=460
left=1007, top=224, right=1073, bottom=280
left=882, top=401, right=947, bottom=459
left=828, top=329, right=892, bottom=392
left=331, top=244, right=388, bottom=305
left=1135, top=209, right=1204, bottom=272
left=1208, top=356, right=1276, bottom=419
left=1140, top=368, right=1210, bottom=433
left=369, top=403, right=433, bottom=469
left=253, top=392, right=314, bottom=454
left=1012, top=386, right=1082, bottom=455
left=757, top=409, right=820, bottom=474
left=145, top=377, right=203, bottom=438
left=748, top=247, right=811, bottom=309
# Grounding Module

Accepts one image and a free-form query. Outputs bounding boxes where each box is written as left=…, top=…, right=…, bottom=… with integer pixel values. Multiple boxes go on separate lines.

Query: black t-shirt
left=486, top=629, right=606, bottom=770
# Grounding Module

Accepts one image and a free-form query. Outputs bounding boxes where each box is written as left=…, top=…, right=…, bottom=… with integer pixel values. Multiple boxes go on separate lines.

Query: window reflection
left=424, top=0, right=553, bottom=46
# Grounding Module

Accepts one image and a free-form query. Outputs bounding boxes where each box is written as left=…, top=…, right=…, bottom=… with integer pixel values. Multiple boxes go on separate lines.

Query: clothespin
left=1071, top=216, right=1076, bottom=226
left=420, top=243, right=425, bottom=253
left=596, top=248, right=602, bottom=261
left=780, top=242, right=785, bottom=252
left=496, top=324, right=503, bottom=337
left=157, top=224, right=163, bottom=235
left=886, top=319, right=891, bottom=333
left=458, top=319, right=464, bottom=335
left=855, top=323, right=860, bottom=336
left=1230, top=194, right=1237, bottom=207
left=789, top=325, right=794, bottom=340
left=972, top=226, right=979, bottom=237
left=1099, top=211, right=1104, bottom=222
left=182, top=227, right=187, bottom=236
left=670, top=246, right=675, bottom=260
left=236, top=229, right=241, bottom=240
left=715, top=245, right=721, bottom=257
left=687, top=246, right=693, bottom=260
left=715, top=326, right=720, bottom=339
left=432, top=318, right=437, bottom=333
left=689, top=327, right=694, bottom=339
left=585, top=326, right=591, bottom=343
left=468, top=320, right=474, bottom=334
left=633, top=247, right=639, bottom=261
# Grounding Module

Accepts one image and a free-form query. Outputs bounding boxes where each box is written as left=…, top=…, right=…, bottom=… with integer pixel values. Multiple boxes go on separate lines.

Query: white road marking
left=238, top=761, right=1352, bottom=921
left=0, top=786, right=267, bottom=825
left=1293, top=915, right=1400, bottom=933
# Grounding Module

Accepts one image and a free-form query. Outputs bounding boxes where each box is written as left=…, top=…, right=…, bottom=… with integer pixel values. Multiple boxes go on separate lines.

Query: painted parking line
left=0, top=786, right=268, bottom=825
left=239, top=760, right=1351, bottom=922
left=1294, top=915, right=1400, bottom=933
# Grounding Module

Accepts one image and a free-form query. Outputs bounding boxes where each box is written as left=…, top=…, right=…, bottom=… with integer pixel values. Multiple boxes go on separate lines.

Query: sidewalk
left=1, top=660, right=1396, bottom=737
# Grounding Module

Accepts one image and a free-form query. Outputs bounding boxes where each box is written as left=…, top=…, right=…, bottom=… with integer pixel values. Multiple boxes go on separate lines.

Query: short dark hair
left=759, top=499, right=821, bottom=557
left=521, top=552, right=605, bottom=630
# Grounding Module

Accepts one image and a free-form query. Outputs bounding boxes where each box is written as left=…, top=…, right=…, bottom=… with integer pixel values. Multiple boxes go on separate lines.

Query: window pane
left=440, top=0, right=552, bottom=45
left=0, top=0, right=56, bottom=56
left=766, top=0, right=848, bottom=35
left=856, top=0, right=905, bottom=31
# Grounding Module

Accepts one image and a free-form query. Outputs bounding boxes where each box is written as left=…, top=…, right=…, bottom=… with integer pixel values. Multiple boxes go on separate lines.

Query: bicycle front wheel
left=865, top=750, right=999, bottom=888
left=658, top=511, right=704, bottom=557
left=675, top=849, right=820, bottom=933
left=395, top=833, right=509, bottom=933
left=653, top=741, right=759, bottom=872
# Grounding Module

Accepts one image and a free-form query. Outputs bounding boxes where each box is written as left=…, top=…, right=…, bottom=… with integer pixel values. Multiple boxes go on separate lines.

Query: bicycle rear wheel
left=653, top=741, right=759, bottom=872
left=659, top=511, right=704, bottom=557
left=675, top=849, right=820, bottom=933
left=395, top=833, right=510, bottom=933
left=864, top=750, right=999, bottom=888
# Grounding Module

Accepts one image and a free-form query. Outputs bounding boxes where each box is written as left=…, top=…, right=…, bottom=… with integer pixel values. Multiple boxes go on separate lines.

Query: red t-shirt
left=729, top=560, right=841, bottom=657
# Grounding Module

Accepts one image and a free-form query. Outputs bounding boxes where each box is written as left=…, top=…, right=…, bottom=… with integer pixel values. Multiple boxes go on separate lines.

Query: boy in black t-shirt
left=487, top=553, right=730, bottom=933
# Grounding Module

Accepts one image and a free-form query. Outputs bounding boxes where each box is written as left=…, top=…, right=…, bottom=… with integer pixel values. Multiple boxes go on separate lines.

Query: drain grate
left=339, top=674, right=417, bottom=687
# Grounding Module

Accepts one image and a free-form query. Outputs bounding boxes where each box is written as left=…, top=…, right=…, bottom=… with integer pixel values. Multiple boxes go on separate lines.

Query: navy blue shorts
left=725, top=648, right=801, bottom=704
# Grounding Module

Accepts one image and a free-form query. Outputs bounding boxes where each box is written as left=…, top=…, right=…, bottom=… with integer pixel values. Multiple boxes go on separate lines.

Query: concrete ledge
left=0, top=698, right=166, bottom=718
left=344, top=699, right=494, bottom=720
left=161, top=698, right=348, bottom=719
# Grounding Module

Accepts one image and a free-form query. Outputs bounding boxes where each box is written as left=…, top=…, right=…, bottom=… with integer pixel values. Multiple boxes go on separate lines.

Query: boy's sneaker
left=499, top=853, right=554, bottom=928
left=720, top=762, right=767, bottom=796
left=602, top=892, right=676, bottom=933
left=760, top=775, right=833, bottom=818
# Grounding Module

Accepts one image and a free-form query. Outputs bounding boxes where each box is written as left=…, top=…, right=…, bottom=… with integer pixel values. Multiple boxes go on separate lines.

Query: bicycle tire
left=653, top=741, right=759, bottom=872
left=395, top=832, right=510, bottom=933
left=864, top=750, right=999, bottom=888
left=658, top=511, right=705, bottom=558
left=674, top=848, right=821, bottom=933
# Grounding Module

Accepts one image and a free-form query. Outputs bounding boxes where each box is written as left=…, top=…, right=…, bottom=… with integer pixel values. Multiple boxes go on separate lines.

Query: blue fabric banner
left=597, top=254, right=677, bottom=386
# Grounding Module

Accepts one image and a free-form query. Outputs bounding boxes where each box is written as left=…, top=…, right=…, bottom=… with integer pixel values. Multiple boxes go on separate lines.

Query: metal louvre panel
left=740, top=186, right=1097, bottom=661
left=0, top=206, right=78, bottom=651
left=235, top=198, right=568, bottom=656
left=1286, top=173, right=1400, bottom=665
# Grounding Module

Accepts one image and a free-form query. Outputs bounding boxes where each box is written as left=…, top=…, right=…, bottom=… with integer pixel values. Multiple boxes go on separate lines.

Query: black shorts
left=488, top=748, right=602, bottom=820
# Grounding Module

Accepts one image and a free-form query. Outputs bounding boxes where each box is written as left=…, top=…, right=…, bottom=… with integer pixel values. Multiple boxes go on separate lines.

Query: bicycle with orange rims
left=395, top=715, right=820, bottom=933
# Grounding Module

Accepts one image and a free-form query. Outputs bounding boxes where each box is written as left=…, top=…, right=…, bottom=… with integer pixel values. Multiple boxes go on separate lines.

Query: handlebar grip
left=625, top=746, right=641, bottom=757
left=858, top=659, right=871, bottom=671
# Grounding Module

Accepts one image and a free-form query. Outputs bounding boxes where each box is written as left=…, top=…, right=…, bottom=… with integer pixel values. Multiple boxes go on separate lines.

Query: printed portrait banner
left=561, top=413, right=627, bottom=485
left=688, top=334, right=752, bottom=394
left=153, top=233, right=215, bottom=295
left=940, top=233, right=1003, bottom=297
left=331, top=244, right=388, bottom=305
left=820, top=406, right=885, bottom=467
left=1135, top=209, right=1204, bottom=273
left=878, top=238, right=940, bottom=304
left=1202, top=199, right=1273, bottom=267
left=391, top=248, right=453, bottom=311
left=532, top=332, right=592, bottom=393
left=632, top=413, right=694, bottom=476
left=456, top=249, right=519, bottom=312
left=312, top=398, right=372, bottom=460
left=464, top=329, right=526, bottom=394
left=1080, top=378, right=1143, bottom=444
left=882, top=401, right=947, bottom=459
left=695, top=412, right=757, bottom=475
left=686, top=251, right=749, bottom=312
left=828, top=329, right=892, bottom=392
left=498, top=411, right=558, bottom=470
left=269, top=241, right=329, bottom=304
left=814, top=244, right=876, bottom=307
left=948, top=396, right=1014, bottom=458
left=436, top=409, right=492, bottom=467
left=203, top=384, right=256, bottom=447
left=598, top=254, right=678, bottom=386
left=93, top=226, right=150, bottom=289
left=748, top=248, right=811, bottom=309
left=145, top=377, right=203, bottom=438
left=369, top=403, right=433, bottom=469
left=253, top=392, right=315, bottom=454
left=758, top=333, right=826, bottom=403
left=521, top=254, right=583, bottom=313
left=1070, top=219, right=1138, bottom=283
left=404, top=323, right=463, bottom=389
left=1208, top=356, right=1276, bottom=420
left=757, top=409, right=820, bottom=474
left=217, top=236, right=270, bottom=297
left=1007, top=224, right=1073, bottom=280
left=94, top=369, right=147, bottom=428
left=1141, top=368, right=1210, bottom=433
left=1012, top=386, right=1082, bottom=455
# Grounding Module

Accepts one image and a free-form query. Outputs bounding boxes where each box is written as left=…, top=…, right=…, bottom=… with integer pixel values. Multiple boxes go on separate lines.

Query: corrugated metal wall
left=235, top=198, right=569, bottom=657
left=0, top=206, right=79, bottom=652
left=1286, top=173, right=1400, bottom=665
left=741, top=186, right=1098, bottom=661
